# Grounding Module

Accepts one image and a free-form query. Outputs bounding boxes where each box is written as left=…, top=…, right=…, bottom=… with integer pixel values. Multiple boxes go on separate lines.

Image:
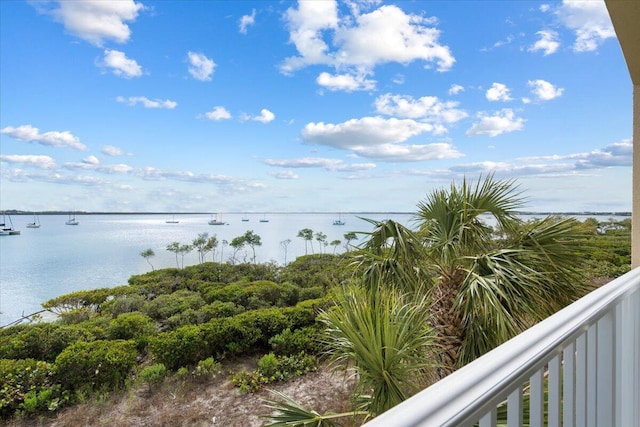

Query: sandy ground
left=6, top=360, right=359, bottom=427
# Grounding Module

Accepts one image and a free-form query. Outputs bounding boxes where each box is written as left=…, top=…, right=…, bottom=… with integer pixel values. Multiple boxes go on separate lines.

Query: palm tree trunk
left=431, top=269, right=466, bottom=380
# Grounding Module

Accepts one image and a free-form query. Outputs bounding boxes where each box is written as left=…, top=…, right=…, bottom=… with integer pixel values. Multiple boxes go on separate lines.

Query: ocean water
left=0, top=212, right=408, bottom=325
left=0, top=212, right=628, bottom=326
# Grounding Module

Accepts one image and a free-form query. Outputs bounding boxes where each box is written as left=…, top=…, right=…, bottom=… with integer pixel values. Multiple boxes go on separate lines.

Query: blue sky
left=0, top=0, right=632, bottom=213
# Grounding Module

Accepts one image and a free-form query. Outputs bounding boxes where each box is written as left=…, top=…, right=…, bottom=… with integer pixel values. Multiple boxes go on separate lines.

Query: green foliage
left=42, top=288, right=113, bottom=314
left=231, top=352, right=317, bottom=393
left=0, top=358, right=59, bottom=419
left=142, top=289, right=206, bottom=321
left=138, top=363, right=167, bottom=389
left=54, top=340, right=137, bottom=393
left=278, top=254, right=349, bottom=290
left=320, top=285, right=435, bottom=417
left=100, top=293, right=147, bottom=317
left=148, top=325, right=206, bottom=370
left=0, top=323, right=91, bottom=362
left=269, top=326, right=322, bottom=356
left=235, top=308, right=292, bottom=347
left=191, top=357, right=221, bottom=383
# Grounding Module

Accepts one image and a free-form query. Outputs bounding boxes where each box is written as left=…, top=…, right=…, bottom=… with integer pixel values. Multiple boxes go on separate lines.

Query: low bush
left=54, top=339, right=137, bottom=393
left=0, top=358, right=60, bottom=419
left=230, top=352, right=317, bottom=393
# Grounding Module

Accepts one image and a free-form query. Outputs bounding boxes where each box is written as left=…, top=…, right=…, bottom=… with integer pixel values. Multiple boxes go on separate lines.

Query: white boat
left=1, top=214, right=21, bottom=235
left=65, top=212, right=79, bottom=225
left=166, top=215, right=179, bottom=224
left=208, top=213, right=225, bottom=225
left=26, top=213, right=41, bottom=228
left=259, top=214, right=269, bottom=223
left=242, top=215, right=250, bottom=222
left=333, top=213, right=345, bottom=226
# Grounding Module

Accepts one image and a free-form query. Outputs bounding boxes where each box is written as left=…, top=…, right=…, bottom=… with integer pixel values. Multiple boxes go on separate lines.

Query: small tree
left=230, top=236, right=245, bottom=264
left=140, top=248, right=155, bottom=271
left=297, top=228, right=314, bottom=254
left=178, top=244, right=193, bottom=269
left=343, top=232, right=358, bottom=252
left=242, top=230, right=262, bottom=264
left=315, top=232, right=327, bottom=254
left=166, top=241, right=181, bottom=268
left=280, top=239, right=292, bottom=264
left=192, top=233, right=210, bottom=264
left=206, top=235, right=219, bottom=262
left=330, top=239, right=341, bottom=254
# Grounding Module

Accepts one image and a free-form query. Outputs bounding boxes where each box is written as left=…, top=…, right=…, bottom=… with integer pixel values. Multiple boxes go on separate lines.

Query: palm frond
left=261, top=390, right=368, bottom=427
left=319, top=284, right=437, bottom=416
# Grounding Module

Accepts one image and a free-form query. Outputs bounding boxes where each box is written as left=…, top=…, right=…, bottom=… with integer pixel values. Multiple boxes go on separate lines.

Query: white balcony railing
left=364, top=267, right=640, bottom=427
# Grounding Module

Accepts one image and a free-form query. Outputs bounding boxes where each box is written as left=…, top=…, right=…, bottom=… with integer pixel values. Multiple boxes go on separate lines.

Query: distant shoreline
left=0, top=210, right=632, bottom=217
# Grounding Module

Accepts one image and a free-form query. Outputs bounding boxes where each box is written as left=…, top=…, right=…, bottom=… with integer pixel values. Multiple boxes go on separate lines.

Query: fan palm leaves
left=319, top=284, right=436, bottom=417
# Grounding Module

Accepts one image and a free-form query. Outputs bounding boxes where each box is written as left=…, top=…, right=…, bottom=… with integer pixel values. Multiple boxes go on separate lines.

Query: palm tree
left=297, top=228, right=314, bottom=254
left=356, top=175, right=589, bottom=378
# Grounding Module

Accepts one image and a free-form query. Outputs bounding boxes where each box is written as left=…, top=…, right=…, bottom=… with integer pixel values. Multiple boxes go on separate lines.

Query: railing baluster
left=563, top=342, right=575, bottom=427
left=530, top=369, right=544, bottom=427
left=548, top=354, right=561, bottom=427
left=596, top=310, right=614, bottom=426
left=576, top=333, right=587, bottom=426
left=507, top=386, right=523, bottom=427
left=586, top=326, right=597, bottom=427
left=479, top=407, right=497, bottom=427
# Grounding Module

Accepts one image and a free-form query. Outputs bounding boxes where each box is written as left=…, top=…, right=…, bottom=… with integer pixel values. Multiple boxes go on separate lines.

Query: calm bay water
left=0, top=212, right=628, bottom=326
left=0, top=212, right=408, bottom=325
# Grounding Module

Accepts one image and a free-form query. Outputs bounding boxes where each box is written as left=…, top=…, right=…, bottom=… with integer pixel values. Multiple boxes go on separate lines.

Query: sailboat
left=242, top=214, right=250, bottom=222
left=165, top=215, right=179, bottom=224
left=65, top=212, right=79, bottom=225
left=26, top=213, right=41, bottom=228
left=208, top=213, right=225, bottom=225
left=333, top=213, right=345, bottom=226
left=259, top=214, right=269, bottom=223
left=0, top=214, right=20, bottom=235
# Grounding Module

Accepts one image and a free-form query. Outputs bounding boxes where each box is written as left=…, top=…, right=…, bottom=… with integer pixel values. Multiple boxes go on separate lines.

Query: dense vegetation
left=0, top=180, right=632, bottom=424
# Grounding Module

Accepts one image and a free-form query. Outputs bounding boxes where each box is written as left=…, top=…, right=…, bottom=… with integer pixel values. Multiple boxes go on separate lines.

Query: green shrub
left=148, top=325, right=206, bottom=370
left=269, top=326, right=322, bottom=355
left=200, top=317, right=261, bottom=357
left=298, top=286, right=325, bottom=301
left=234, top=308, right=292, bottom=347
left=142, top=290, right=206, bottom=321
left=0, top=358, right=59, bottom=419
left=230, top=352, right=317, bottom=393
left=191, top=357, right=221, bottom=383
left=138, top=363, right=167, bottom=390
left=0, top=323, right=91, bottom=362
left=200, top=301, right=245, bottom=319
left=101, top=293, right=146, bottom=317
left=54, top=340, right=137, bottom=393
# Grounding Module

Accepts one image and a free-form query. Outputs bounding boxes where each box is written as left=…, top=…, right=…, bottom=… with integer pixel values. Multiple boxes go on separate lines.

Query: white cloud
left=270, top=170, right=299, bottom=179
left=83, top=155, right=100, bottom=165
left=556, top=0, right=615, bottom=52
left=540, top=4, right=551, bottom=13
left=528, top=79, right=564, bottom=101
left=64, top=161, right=135, bottom=174
left=0, top=154, right=57, bottom=169
left=116, top=96, right=177, bottom=109
left=281, top=2, right=455, bottom=77
left=239, top=9, right=256, bottom=34
left=187, top=51, right=216, bottom=81
left=204, top=106, right=232, bottom=121
left=99, top=49, right=143, bottom=78
left=466, top=109, right=525, bottom=137
left=253, top=109, right=275, bottom=123
left=41, top=0, right=144, bottom=47
left=374, top=93, right=468, bottom=125
left=264, top=157, right=376, bottom=172
left=448, top=84, right=464, bottom=95
left=486, top=83, right=513, bottom=102
left=529, top=30, right=560, bottom=55
left=1, top=125, right=87, bottom=150
left=102, top=145, right=127, bottom=156
left=316, top=72, right=376, bottom=92
left=302, top=116, right=463, bottom=162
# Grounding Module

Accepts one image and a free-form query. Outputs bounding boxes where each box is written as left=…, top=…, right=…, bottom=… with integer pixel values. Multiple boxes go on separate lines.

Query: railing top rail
left=364, top=267, right=640, bottom=427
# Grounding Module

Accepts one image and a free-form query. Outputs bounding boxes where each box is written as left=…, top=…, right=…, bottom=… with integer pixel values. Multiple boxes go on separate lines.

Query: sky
left=0, top=0, right=633, bottom=214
